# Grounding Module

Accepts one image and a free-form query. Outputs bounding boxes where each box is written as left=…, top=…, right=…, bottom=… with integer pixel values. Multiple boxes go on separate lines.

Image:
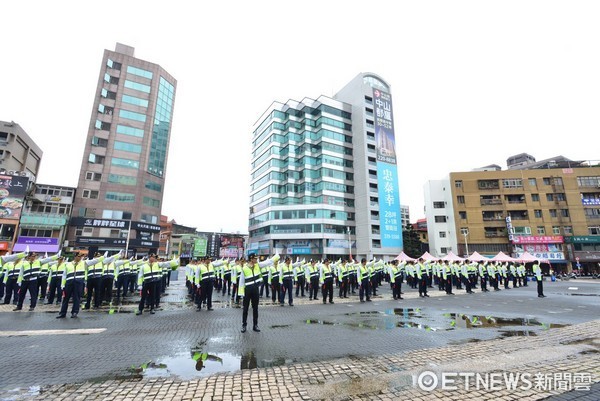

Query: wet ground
left=0, top=276, right=598, bottom=397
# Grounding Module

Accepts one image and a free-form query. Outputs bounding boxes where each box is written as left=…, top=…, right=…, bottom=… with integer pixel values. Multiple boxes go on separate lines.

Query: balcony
left=485, top=232, right=506, bottom=238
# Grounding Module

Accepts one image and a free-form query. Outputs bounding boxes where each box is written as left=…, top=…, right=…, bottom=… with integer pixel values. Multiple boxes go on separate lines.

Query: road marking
left=0, top=328, right=106, bottom=337
left=568, top=287, right=578, bottom=290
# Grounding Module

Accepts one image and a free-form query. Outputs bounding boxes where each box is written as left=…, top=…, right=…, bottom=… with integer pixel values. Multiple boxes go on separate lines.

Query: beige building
left=0, top=121, right=42, bottom=181
left=425, top=155, right=600, bottom=273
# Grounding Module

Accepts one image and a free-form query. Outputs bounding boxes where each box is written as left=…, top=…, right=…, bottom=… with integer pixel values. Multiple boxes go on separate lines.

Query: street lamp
left=347, top=226, right=352, bottom=260
left=462, top=229, right=469, bottom=258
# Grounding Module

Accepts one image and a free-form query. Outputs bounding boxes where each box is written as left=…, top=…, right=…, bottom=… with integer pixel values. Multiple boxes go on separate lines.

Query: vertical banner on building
left=193, top=237, right=207, bottom=258
left=0, top=175, right=29, bottom=220
left=373, top=89, right=403, bottom=249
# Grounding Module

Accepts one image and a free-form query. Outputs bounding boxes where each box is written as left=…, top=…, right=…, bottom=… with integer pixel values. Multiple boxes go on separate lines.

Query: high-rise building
left=248, top=73, right=403, bottom=260
left=68, top=43, right=176, bottom=256
left=0, top=120, right=42, bottom=182
left=424, top=155, right=600, bottom=273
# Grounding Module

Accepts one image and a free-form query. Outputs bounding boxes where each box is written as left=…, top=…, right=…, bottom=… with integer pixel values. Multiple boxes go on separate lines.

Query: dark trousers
left=242, top=284, right=259, bottom=327
left=322, top=279, right=334, bottom=303
left=296, top=276, right=306, bottom=297
left=102, top=277, right=114, bottom=303
left=232, top=278, right=240, bottom=303
left=371, top=278, right=378, bottom=295
left=339, top=277, right=348, bottom=298
left=161, top=275, right=167, bottom=293
left=85, top=277, right=102, bottom=308
left=393, top=278, right=402, bottom=299
left=0, top=278, right=4, bottom=300
left=359, top=278, right=370, bottom=301
left=523, top=276, right=528, bottom=287
left=4, top=277, right=19, bottom=304
left=37, top=276, right=48, bottom=299
left=59, top=280, right=84, bottom=316
left=513, top=276, right=518, bottom=288
left=115, top=275, right=129, bottom=301
left=222, top=273, right=232, bottom=295
left=418, top=275, right=428, bottom=296
left=17, top=280, right=38, bottom=309
left=138, top=281, right=157, bottom=312
left=129, top=274, right=137, bottom=293
left=537, top=280, right=544, bottom=296
left=446, top=277, right=453, bottom=294
left=281, top=279, right=293, bottom=305
left=480, top=275, right=488, bottom=291
left=463, top=276, right=472, bottom=293
left=259, top=276, right=270, bottom=297
left=48, top=277, right=62, bottom=304
left=350, top=274, right=357, bottom=292
left=309, top=277, right=319, bottom=299
left=271, top=281, right=280, bottom=302
left=167, top=270, right=171, bottom=286
left=200, top=279, right=214, bottom=309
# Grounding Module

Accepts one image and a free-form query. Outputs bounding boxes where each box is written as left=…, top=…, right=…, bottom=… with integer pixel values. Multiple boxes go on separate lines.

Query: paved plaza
left=0, top=273, right=598, bottom=400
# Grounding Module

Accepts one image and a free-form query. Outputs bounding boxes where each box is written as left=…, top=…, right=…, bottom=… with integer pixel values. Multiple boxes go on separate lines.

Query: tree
left=402, top=223, right=422, bottom=258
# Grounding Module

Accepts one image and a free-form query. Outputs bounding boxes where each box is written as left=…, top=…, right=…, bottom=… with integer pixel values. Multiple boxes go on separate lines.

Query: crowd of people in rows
left=184, top=254, right=547, bottom=333
left=1, top=250, right=178, bottom=317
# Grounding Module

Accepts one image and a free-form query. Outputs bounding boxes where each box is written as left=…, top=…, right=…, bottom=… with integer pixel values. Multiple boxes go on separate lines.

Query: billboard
left=219, top=235, right=244, bottom=258
left=0, top=175, right=29, bottom=220
left=193, top=237, right=207, bottom=258
left=14, top=236, right=60, bottom=253
left=373, top=89, right=402, bottom=249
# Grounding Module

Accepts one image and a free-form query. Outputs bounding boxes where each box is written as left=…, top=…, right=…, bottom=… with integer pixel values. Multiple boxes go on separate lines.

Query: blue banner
left=373, top=88, right=403, bottom=249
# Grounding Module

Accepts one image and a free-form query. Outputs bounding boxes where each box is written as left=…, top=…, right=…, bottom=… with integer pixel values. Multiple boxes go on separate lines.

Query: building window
left=531, top=194, right=540, bottom=202
left=439, top=231, right=446, bottom=238
left=434, top=216, right=447, bottom=223
left=502, top=179, right=523, bottom=188
left=534, top=210, right=542, bottom=218
left=124, top=80, right=151, bottom=93
left=588, top=226, right=600, bottom=235
left=102, top=210, right=132, bottom=219
left=440, top=247, right=449, bottom=254
left=88, top=154, right=105, bottom=164
left=537, top=226, right=545, bottom=235
left=555, top=193, right=566, bottom=201
left=546, top=194, right=554, bottom=201
left=528, top=178, right=537, bottom=187
left=126, top=65, right=153, bottom=79
left=105, top=192, right=135, bottom=203
left=108, top=174, right=137, bottom=185
left=98, top=104, right=114, bottom=115
left=114, top=141, right=142, bottom=153
left=143, top=196, right=160, bottom=208
left=94, top=120, right=111, bottom=131
left=457, top=196, right=465, bottom=204
left=85, top=171, right=102, bottom=181
left=433, top=201, right=445, bottom=208
left=564, top=226, right=573, bottom=234
left=460, top=228, right=468, bottom=235
left=91, top=136, right=108, bottom=147
left=455, top=180, right=463, bottom=188
left=111, top=157, right=139, bottom=169
left=543, top=177, right=551, bottom=185
left=122, top=94, right=149, bottom=108
left=82, top=189, right=99, bottom=199
left=552, top=226, right=560, bottom=235
left=116, top=125, right=144, bottom=138
left=549, top=209, right=557, bottom=218
left=147, top=77, right=175, bottom=178
left=577, top=176, right=600, bottom=187
left=141, top=214, right=158, bottom=224
left=107, top=59, right=122, bottom=70
left=459, top=211, right=467, bottom=219
left=560, top=209, right=570, bottom=217
left=119, top=109, right=147, bottom=123
left=101, top=88, right=117, bottom=99
left=145, top=181, right=162, bottom=192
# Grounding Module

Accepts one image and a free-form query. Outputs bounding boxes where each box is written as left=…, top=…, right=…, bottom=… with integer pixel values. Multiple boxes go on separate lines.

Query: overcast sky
left=2, top=1, right=598, bottom=233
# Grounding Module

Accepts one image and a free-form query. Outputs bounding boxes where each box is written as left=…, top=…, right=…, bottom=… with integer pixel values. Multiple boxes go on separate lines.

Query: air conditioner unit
left=7, top=170, right=15, bottom=175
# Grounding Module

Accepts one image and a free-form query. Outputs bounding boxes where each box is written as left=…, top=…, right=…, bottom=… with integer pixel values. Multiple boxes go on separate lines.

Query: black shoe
left=136, top=310, right=142, bottom=315
left=150, top=310, right=155, bottom=314
left=56, top=314, right=66, bottom=319
left=289, top=304, right=293, bottom=307
left=253, top=326, right=261, bottom=332
left=424, top=294, right=429, bottom=297
left=398, top=297, right=404, bottom=300
left=71, top=313, right=78, bottom=318
left=13, top=307, right=21, bottom=311
left=207, top=308, right=214, bottom=311
left=360, top=300, right=365, bottom=303
left=314, top=298, right=319, bottom=300
left=329, top=301, right=334, bottom=304
left=366, top=299, right=372, bottom=302
left=241, top=325, right=247, bottom=333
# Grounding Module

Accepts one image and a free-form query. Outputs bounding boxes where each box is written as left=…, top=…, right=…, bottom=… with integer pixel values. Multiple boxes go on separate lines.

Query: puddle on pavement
left=270, top=324, right=291, bottom=329
left=305, top=319, right=340, bottom=325
left=444, top=314, right=568, bottom=330
left=2, top=385, right=41, bottom=400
